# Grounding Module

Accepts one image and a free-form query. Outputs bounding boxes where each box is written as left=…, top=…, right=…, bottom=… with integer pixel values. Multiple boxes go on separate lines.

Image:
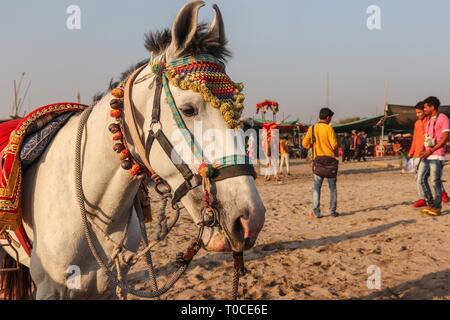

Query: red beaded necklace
left=108, top=86, right=142, bottom=177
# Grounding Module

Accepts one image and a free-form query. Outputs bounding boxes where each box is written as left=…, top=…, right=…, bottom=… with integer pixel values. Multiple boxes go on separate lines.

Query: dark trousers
left=355, top=146, right=366, bottom=161
left=342, top=149, right=351, bottom=162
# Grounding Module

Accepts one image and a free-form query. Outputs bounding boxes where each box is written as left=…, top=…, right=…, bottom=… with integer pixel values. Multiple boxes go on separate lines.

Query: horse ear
left=207, top=4, right=227, bottom=46
left=166, top=0, right=205, bottom=60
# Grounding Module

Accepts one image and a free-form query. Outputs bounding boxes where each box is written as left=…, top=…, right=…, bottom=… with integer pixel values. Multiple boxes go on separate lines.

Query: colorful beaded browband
left=153, top=54, right=245, bottom=129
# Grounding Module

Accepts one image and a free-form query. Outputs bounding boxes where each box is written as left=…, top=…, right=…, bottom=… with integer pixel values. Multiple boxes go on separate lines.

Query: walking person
left=303, top=108, right=339, bottom=219
left=418, top=97, right=450, bottom=216
left=354, top=131, right=363, bottom=161
left=350, top=130, right=357, bottom=160
left=341, top=132, right=352, bottom=162
left=279, top=136, right=291, bottom=176
left=358, top=131, right=368, bottom=162
left=408, top=102, right=428, bottom=208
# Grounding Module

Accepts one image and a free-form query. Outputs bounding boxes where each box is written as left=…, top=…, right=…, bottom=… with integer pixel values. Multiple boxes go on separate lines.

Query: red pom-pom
left=111, top=109, right=122, bottom=119
left=198, top=163, right=215, bottom=178
left=130, top=164, right=141, bottom=176
left=120, top=149, right=130, bottom=160
left=113, top=132, right=123, bottom=141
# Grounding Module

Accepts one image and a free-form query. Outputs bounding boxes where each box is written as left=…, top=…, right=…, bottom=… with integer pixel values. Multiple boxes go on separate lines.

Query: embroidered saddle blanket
left=0, top=103, right=88, bottom=256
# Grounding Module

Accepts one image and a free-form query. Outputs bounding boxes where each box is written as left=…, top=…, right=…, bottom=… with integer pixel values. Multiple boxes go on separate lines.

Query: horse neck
left=82, top=95, right=141, bottom=228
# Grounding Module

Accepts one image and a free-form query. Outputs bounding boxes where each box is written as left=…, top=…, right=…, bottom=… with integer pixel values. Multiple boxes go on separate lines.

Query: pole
left=13, top=80, right=18, bottom=117
left=18, top=81, right=31, bottom=113
left=326, top=72, right=330, bottom=108
left=380, top=81, right=388, bottom=149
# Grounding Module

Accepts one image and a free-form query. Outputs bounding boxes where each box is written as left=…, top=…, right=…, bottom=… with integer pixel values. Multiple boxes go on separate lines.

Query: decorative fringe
left=0, top=255, right=35, bottom=300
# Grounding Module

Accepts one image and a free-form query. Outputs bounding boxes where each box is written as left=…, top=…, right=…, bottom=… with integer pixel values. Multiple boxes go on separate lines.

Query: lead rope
left=75, top=106, right=202, bottom=300
left=76, top=107, right=245, bottom=300
left=134, top=196, right=159, bottom=298
left=198, top=163, right=244, bottom=300
left=232, top=252, right=246, bottom=300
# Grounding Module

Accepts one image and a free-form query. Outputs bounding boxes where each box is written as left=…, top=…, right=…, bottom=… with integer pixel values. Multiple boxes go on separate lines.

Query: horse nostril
left=240, top=217, right=251, bottom=239
left=231, top=217, right=246, bottom=241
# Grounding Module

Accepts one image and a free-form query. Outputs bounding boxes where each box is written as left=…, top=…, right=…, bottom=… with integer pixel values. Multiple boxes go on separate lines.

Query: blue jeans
left=414, top=158, right=425, bottom=199
left=313, top=174, right=337, bottom=217
left=418, top=159, right=444, bottom=209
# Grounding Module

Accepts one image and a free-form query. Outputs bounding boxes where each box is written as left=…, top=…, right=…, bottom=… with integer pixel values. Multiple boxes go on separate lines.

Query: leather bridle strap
left=123, top=61, right=257, bottom=207
left=153, top=129, right=194, bottom=182
left=151, top=76, right=163, bottom=124
left=123, top=63, right=198, bottom=187
left=172, top=164, right=257, bottom=206
left=123, top=64, right=156, bottom=176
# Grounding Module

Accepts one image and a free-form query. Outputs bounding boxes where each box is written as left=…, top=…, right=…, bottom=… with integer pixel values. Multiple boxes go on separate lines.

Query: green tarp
left=385, top=104, right=450, bottom=130
left=331, top=104, right=450, bottom=134
left=332, top=115, right=384, bottom=134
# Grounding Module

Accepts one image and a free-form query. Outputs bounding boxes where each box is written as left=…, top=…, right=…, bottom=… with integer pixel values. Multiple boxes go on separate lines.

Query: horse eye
left=180, top=105, right=198, bottom=117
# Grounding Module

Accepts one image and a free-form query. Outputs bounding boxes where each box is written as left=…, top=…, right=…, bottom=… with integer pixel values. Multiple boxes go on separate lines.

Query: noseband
left=122, top=56, right=257, bottom=207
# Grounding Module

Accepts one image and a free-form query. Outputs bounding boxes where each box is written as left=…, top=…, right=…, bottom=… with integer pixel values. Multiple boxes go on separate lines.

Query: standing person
left=408, top=102, right=427, bottom=208
left=354, top=131, right=363, bottom=161
left=279, top=136, right=291, bottom=176
left=350, top=130, right=357, bottom=160
left=247, top=134, right=257, bottom=164
left=341, top=133, right=352, bottom=162
left=418, top=97, right=450, bottom=216
left=303, top=108, right=339, bottom=219
left=358, top=131, right=368, bottom=162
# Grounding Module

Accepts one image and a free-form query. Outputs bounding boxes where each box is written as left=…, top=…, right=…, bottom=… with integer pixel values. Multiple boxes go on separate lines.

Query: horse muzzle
left=202, top=209, right=265, bottom=253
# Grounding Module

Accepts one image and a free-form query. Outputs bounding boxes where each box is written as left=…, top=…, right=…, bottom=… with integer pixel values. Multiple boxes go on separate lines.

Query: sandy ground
left=2, top=158, right=449, bottom=300
left=129, top=157, right=450, bottom=300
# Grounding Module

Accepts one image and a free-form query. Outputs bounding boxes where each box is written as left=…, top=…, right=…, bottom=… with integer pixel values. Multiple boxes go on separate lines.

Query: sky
left=1, top=0, right=450, bottom=123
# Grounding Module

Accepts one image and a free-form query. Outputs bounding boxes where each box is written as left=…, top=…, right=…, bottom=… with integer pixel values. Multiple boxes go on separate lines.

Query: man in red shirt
left=408, top=102, right=427, bottom=208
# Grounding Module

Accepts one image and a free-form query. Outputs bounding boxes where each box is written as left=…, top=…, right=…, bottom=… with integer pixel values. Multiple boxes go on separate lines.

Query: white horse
left=0, top=1, right=265, bottom=300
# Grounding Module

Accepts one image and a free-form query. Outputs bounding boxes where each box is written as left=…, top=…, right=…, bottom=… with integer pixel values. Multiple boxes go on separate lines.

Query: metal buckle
left=154, top=180, right=172, bottom=196
left=149, top=121, right=162, bottom=133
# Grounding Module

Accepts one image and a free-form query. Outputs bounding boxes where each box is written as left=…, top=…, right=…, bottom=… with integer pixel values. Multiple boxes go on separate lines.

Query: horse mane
left=144, top=23, right=231, bottom=62
left=92, top=59, right=148, bottom=104
left=92, top=23, right=231, bottom=104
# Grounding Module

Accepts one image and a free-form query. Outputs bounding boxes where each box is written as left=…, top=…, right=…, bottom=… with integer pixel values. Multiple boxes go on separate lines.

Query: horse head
left=127, top=1, right=265, bottom=253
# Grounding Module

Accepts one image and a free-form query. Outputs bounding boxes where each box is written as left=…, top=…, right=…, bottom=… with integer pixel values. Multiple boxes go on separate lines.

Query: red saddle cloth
left=0, top=103, right=88, bottom=256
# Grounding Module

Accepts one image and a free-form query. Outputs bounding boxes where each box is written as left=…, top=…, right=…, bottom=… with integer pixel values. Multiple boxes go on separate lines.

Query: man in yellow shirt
left=303, top=108, right=339, bottom=219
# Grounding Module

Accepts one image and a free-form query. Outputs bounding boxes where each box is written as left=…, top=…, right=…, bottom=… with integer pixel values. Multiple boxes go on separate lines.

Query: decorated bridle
left=108, top=54, right=256, bottom=210
left=74, top=54, right=255, bottom=300
left=100, top=54, right=255, bottom=299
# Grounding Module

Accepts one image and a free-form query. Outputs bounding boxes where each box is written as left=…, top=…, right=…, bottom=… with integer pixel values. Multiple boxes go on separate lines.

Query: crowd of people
left=257, top=96, right=449, bottom=219
left=298, top=96, right=449, bottom=219
left=341, top=130, right=368, bottom=163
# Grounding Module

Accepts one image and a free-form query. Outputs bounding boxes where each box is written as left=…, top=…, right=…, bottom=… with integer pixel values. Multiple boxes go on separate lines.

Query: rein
left=74, top=54, right=255, bottom=300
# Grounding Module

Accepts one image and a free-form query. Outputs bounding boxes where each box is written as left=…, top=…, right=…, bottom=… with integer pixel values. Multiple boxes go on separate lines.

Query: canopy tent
left=384, top=104, right=450, bottom=130
left=332, top=104, right=450, bottom=134
left=332, top=115, right=384, bottom=134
